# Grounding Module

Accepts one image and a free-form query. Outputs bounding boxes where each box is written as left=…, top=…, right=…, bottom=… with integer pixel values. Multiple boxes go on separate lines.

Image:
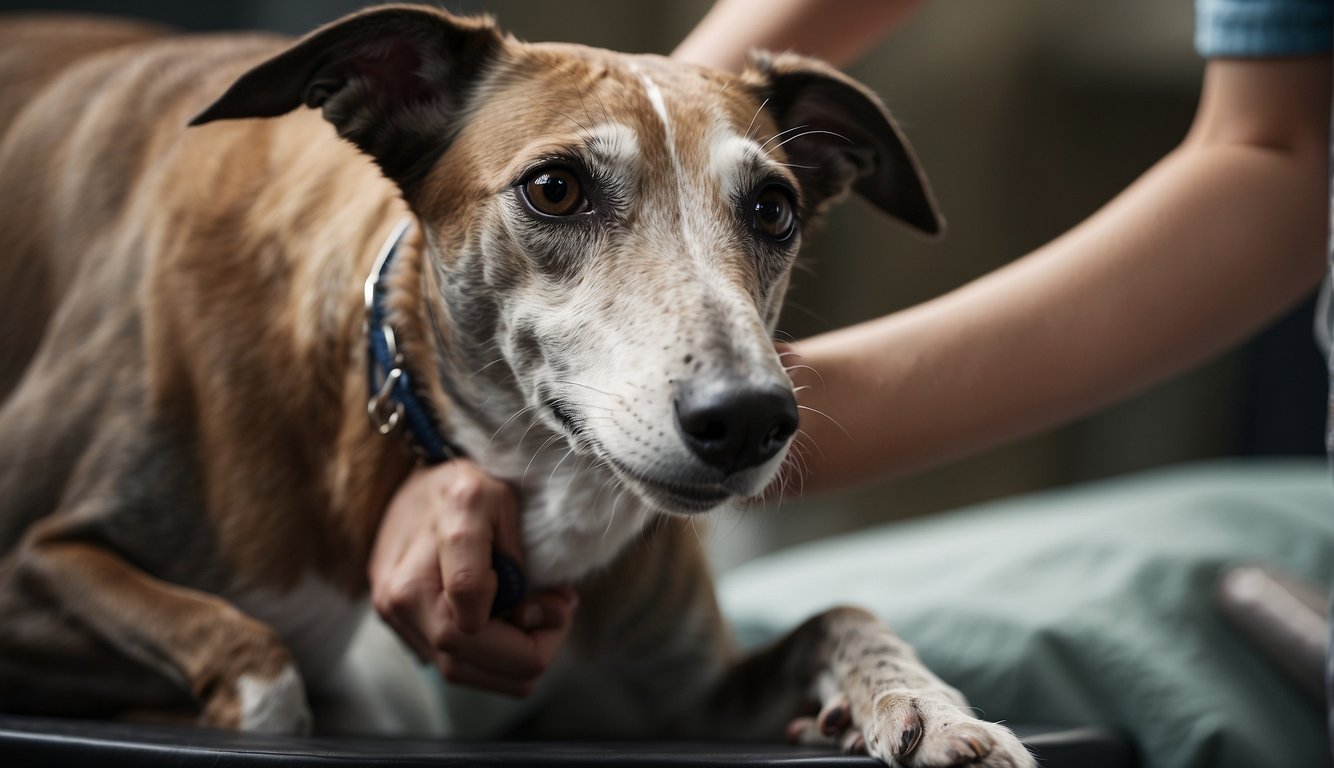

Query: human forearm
left=786, top=58, right=1331, bottom=493
left=672, top=0, right=926, bottom=71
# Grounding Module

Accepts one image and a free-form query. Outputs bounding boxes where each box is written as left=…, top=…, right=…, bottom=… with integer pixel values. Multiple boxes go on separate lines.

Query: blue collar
left=364, top=219, right=459, bottom=465
left=365, top=220, right=527, bottom=614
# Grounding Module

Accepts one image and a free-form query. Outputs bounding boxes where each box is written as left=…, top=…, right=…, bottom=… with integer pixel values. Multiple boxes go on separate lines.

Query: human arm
left=785, top=56, right=1331, bottom=493
left=672, top=0, right=926, bottom=71
left=368, top=460, right=577, bottom=697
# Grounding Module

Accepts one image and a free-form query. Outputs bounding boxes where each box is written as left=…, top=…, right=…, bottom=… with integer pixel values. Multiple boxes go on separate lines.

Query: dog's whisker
left=759, top=122, right=811, bottom=152
left=743, top=97, right=770, bottom=141
left=783, top=363, right=825, bottom=384
left=521, top=433, right=565, bottom=483
left=790, top=442, right=813, bottom=496
left=484, top=407, right=542, bottom=456
left=591, top=473, right=618, bottom=509
left=796, top=404, right=850, bottom=439
left=551, top=446, right=579, bottom=491
left=527, top=93, right=593, bottom=143
left=547, top=446, right=572, bottom=481
left=485, top=403, right=538, bottom=449
left=687, top=515, right=706, bottom=548
left=603, top=487, right=627, bottom=543
left=471, top=357, right=508, bottom=378
left=552, top=378, right=629, bottom=406
left=721, top=500, right=750, bottom=541
left=792, top=428, right=826, bottom=462
left=771, top=129, right=852, bottom=152
left=567, top=71, right=598, bottom=137
left=589, top=79, right=612, bottom=126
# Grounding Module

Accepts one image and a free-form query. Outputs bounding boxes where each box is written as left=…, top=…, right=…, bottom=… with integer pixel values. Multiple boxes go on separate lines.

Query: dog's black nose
left=673, top=377, right=798, bottom=475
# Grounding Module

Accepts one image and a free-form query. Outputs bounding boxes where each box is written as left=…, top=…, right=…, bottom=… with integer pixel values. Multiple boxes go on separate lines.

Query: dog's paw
left=862, top=691, right=1034, bottom=768
left=236, top=663, right=312, bottom=734
left=201, top=661, right=312, bottom=735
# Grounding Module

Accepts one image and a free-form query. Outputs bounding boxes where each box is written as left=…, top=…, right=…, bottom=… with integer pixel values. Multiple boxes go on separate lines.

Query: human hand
left=368, top=460, right=578, bottom=696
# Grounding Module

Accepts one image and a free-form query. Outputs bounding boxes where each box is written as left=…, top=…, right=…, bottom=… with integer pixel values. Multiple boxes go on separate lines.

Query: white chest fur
left=451, top=414, right=655, bottom=588
left=516, top=450, right=654, bottom=588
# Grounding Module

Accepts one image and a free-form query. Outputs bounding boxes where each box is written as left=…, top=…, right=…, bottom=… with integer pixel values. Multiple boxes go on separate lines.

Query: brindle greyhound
left=0, top=6, right=1032, bottom=766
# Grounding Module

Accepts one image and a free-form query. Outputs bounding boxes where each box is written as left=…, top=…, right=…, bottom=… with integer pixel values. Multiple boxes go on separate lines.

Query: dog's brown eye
left=522, top=167, right=586, bottom=217
left=751, top=186, right=796, bottom=241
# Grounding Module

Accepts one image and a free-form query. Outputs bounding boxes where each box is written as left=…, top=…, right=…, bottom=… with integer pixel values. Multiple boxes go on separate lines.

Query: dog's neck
left=373, top=224, right=656, bottom=589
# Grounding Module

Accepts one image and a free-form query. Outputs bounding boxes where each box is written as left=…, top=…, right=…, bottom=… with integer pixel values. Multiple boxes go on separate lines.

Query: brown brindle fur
left=0, top=7, right=1032, bottom=765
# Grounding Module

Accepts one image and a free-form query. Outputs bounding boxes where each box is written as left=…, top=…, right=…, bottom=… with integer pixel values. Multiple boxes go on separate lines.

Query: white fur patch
left=709, top=134, right=767, bottom=202
left=238, top=663, right=310, bottom=734
left=586, top=122, right=641, bottom=176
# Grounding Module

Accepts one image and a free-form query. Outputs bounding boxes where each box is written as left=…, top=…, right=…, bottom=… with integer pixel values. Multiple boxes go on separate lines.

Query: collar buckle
left=367, top=327, right=406, bottom=436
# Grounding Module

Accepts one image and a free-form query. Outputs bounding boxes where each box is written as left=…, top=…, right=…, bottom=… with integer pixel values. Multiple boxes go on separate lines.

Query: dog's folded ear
left=190, top=4, right=504, bottom=194
left=748, top=52, right=943, bottom=238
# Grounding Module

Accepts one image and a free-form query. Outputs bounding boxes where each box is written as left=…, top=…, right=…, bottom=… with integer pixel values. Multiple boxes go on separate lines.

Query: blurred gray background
left=5, top=1, right=1323, bottom=569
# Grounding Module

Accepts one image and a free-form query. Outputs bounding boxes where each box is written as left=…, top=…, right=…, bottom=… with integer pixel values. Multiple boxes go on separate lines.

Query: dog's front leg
left=4, top=520, right=310, bottom=733
left=697, top=606, right=1034, bottom=767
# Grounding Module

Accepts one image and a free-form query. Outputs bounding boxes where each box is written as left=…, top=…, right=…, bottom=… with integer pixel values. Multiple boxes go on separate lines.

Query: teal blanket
left=720, top=459, right=1334, bottom=768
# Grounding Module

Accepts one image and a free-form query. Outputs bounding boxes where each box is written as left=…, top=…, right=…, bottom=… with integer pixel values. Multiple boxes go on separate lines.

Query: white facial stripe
left=630, top=66, right=731, bottom=280
left=636, top=71, right=673, bottom=144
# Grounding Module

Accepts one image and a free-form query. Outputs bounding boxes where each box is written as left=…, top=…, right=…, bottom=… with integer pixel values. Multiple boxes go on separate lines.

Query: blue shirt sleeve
left=1196, top=0, right=1333, bottom=57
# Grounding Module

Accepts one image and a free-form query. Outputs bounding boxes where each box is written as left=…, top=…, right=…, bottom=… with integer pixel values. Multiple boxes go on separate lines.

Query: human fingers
left=430, top=462, right=518, bottom=633
left=434, top=589, right=578, bottom=680
left=370, top=530, right=442, bottom=663
left=367, top=466, right=438, bottom=589
left=433, top=655, right=537, bottom=698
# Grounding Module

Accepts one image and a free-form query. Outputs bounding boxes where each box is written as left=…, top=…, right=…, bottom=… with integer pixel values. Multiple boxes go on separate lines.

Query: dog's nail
left=899, top=721, right=922, bottom=756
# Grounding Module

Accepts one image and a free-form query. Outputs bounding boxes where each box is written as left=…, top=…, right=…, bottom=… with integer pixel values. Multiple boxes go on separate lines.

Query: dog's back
left=0, top=16, right=165, bottom=135
left=0, top=17, right=286, bottom=402
left=0, top=19, right=407, bottom=728
left=0, top=18, right=399, bottom=559
left=3, top=20, right=206, bottom=553
left=0, top=17, right=159, bottom=398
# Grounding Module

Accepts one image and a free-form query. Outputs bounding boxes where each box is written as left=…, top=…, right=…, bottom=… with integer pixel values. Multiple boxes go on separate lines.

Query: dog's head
left=194, top=5, right=940, bottom=515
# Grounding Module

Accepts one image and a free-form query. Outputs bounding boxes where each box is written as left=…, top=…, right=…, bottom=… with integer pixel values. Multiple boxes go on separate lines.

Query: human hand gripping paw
left=368, top=460, right=578, bottom=697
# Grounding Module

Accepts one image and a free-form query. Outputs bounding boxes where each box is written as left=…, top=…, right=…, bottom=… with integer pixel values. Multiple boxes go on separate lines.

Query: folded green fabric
left=720, top=459, right=1334, bottom=768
